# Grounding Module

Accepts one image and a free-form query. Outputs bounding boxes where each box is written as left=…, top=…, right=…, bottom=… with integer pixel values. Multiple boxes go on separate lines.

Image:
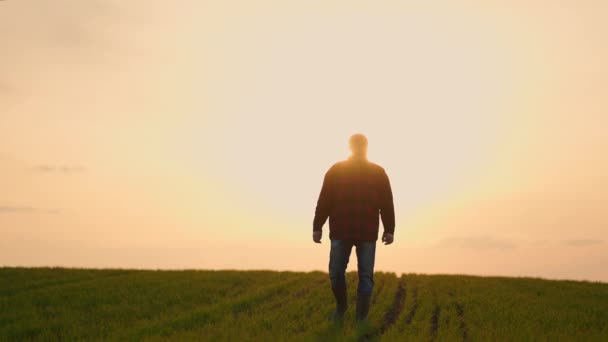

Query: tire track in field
left=266, top=277, right=326, bottom=311
left=359, top=278, right=406, bottom=341
left=430, top=304, right=441, bottom=341
left=125, top=277, right=303, bottom=340
left=455, top=303, right=468, bottom=341
left=292, top=276, right=326, bottom=298
left=0, top=271, right=134, bottom=298
left=403, top=285, right=418, bottom=325
left=371, top=279, right=385, bottom=305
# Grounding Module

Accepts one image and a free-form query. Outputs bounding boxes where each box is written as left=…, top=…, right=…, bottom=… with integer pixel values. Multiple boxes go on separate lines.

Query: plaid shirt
left=313, top=157, right=395, bottom=241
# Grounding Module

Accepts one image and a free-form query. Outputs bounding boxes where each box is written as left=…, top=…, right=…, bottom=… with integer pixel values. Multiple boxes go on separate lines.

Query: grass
left=1, top=268, right=607, bottom=341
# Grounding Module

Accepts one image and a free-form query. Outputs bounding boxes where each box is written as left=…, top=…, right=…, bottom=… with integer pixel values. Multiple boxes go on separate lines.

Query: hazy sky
left=1, top=0, right=607, bottom=282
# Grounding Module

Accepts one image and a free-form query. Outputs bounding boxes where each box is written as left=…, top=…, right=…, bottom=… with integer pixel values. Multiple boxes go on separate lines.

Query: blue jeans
left=329, top=240, right=376, bottom=296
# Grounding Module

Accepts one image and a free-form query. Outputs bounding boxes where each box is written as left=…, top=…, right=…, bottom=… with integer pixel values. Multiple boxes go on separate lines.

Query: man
left=313, top=133, right=395, bottom=322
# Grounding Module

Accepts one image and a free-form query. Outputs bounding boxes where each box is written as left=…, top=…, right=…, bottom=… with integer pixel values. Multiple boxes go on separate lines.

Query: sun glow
left=3, top=0, right=607, bottom=281
left=176, top=8, right=517, bottom=227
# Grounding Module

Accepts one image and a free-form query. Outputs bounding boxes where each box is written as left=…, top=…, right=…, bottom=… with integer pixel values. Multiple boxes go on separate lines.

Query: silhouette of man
left=313, top=133, right=395, bottom=322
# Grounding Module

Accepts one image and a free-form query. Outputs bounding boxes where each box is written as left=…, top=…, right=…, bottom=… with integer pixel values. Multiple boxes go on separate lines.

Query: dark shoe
left=330, top=285, right=347, bottom=321
left=356, top=294, right=372, bottom=321
left=330, top=310, right=345, bottom=322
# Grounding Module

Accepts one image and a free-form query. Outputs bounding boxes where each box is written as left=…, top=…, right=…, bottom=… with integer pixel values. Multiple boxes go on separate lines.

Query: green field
left=1, top=268, right=607, bottom=341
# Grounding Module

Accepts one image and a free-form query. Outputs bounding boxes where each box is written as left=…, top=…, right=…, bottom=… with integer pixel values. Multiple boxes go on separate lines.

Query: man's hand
left=382, top=232, right=394, bottom=245
left=313, top=231, right=322, bottom=243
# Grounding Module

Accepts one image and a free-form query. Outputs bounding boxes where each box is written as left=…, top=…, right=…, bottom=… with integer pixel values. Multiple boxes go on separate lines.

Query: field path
left=359, top=276, right=406, bottom=340
left=124, top=277, right=303, bottom=340
left=429, top=304, right=441, bottom=341
left=371, top=279, right=385, bottom=305
left=455, top=302, right=468, bottom=341
left=0, top=270, right=133, bottom=297
left=403, top=284, right=418, bottom=325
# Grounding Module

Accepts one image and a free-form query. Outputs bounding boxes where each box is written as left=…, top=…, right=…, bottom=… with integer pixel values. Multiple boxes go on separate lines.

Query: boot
left=330, top=285, right=347, bottom=321
left=356, top=294, right=371, bottom=321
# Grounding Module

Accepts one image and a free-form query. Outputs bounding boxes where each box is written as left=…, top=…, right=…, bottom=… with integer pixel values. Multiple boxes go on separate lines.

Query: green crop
left=1, top=268, right=607, bottom=341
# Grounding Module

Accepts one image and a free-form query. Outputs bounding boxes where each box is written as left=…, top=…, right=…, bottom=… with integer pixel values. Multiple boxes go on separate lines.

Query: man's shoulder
left=327, top=160, right=348, bottom=172
left=328, top=160, right=386, bottom=173
left=366, top=161, right=385, bottom=172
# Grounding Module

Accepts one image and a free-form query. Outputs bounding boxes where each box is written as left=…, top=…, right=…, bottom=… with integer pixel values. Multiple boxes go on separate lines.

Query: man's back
left=313, top=134, right=395, bottom=322
left=313, top=157, right=395, bottom=241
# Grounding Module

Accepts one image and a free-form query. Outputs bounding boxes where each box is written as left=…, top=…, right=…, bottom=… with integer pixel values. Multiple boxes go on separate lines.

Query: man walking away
left=313, top=133, right=395, bottom=322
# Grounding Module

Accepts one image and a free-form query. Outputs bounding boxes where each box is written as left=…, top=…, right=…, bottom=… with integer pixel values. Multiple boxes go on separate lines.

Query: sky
left=1, top=0, right=607, bottom=282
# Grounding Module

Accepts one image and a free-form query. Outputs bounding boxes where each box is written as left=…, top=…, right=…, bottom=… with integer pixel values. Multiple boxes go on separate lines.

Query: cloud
left=0, top=0, right=128, bottom=58
left=561, top=239, right=604, bottom=247
left=0, top=80, right=16, bottom=100
left=0, top=206, right=36, bottom=213
left=0, top=81, right=11, bottom=92
left=31, top=165, right=86, bottom=174
left=437, top=235, right=517, bottom=250
left=436, top=237, right=605, bottom=249
left=0, top=206, right=61, bottom=214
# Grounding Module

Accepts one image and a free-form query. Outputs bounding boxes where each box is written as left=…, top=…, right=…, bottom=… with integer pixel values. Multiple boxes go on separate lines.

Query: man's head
left=349, top=133, right=368, bottom=160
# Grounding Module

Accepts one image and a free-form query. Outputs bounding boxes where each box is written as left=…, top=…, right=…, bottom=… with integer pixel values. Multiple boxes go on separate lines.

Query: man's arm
left=379, top=168, right=395, bottom=235
left=313, top=170, right=333, bottom=234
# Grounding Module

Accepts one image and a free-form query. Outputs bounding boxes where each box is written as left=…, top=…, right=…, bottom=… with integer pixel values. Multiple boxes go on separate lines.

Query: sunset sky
left=1, top=0, right=607, bottom=282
